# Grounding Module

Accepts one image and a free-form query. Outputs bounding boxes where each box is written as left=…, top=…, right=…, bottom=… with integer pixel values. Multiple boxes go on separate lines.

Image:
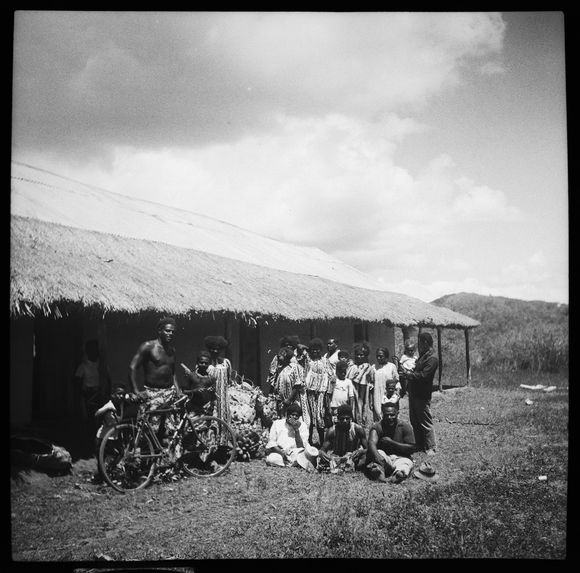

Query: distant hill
left=431, top=292, right=568, bottom=331
left=429, top=292, right=568, bottom=373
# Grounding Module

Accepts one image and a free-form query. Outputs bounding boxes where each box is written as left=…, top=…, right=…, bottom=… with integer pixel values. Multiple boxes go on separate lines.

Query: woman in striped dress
left=204, top=335, right=232, bottom=424
left=304, top=338, right=333, bottom=447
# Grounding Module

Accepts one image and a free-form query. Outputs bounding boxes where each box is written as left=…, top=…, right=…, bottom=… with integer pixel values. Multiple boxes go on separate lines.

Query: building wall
left=367, top=322, right=396, bottom=360
left=258, top=318, right=396, bottom=393
left=10, top=317, right=34, bottom=426
left=258, top=319, right=312, bottom=391
left=314, top=320, right=356, bottom=357
left=101, top=313, right=237, bottom=390
left=9, top=312, right=397, bottom=426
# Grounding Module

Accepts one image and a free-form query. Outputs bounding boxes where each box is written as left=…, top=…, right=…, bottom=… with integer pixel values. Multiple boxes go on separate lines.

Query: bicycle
left=98, top=392, right=237, bottom=493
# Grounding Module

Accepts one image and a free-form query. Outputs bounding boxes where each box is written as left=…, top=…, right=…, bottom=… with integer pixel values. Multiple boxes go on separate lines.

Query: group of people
left=74, top=317, right=234, bottom=478
left=267, top=334, right=438, bottom=455
left=265, top=400, right=425, bottom=483
left=77, top=316, right=439, bottom=484
left=264, top=332, right=439, bottom=482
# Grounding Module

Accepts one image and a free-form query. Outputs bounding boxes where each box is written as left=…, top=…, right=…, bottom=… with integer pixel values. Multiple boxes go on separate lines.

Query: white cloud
left=13, top=11, right=507, bottom=158
left=377, top=274, right=568, bottom=305
left=451, top=177, right=522, bottom=222
left=480, top=60, right=506, bottom=75
left=529, top=250, right=546, bottom=267
left=40, top=111, right=526, bottom=287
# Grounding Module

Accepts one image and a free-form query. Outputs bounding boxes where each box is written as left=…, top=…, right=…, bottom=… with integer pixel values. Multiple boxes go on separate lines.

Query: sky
left=10, top=11, right=569, bottom=304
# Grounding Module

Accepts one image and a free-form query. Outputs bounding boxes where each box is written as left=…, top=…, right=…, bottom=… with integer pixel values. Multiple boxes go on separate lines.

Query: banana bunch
left=234, top=423, right=264, bottom=462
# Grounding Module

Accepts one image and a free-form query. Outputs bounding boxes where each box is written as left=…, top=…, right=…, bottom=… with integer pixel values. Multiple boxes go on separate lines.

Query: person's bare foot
left=390, top=470, right=405, bottom=483
left=366, top=462, right=386, bottom=482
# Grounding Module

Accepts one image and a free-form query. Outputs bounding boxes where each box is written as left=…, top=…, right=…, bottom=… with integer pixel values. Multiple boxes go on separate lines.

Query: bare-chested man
left=129, top=317, right=182, bottom=439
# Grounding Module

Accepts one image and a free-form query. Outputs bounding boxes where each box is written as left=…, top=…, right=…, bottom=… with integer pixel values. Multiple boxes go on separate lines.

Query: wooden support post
left=97, top=317, right=110, bottom=397
left=436, top=326, right=443, bottom=391
left=310, top=320, right=317, bottom=340
left=465, top=328, right=471, bottom=385
left=224, top=314, right=233, bottom=362
left=256, top=321, right=263, bottom=392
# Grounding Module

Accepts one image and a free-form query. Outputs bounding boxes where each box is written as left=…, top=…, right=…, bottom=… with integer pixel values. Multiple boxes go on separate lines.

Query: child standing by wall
left=329, top=360, right=356, bottom=424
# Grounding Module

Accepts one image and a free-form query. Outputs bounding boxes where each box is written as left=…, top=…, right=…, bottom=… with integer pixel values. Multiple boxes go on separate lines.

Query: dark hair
left=278, top=347, right=294, bottom=362
left=85, top=339, right=99, bottom=352
left=287, top=335, right=301, bottom=347
left=337, top=404, right=353, bottom=418
left=286, top=402, right=302, bottom=417
left=204, top=335, right=228, bottom=350
left=338, top=350, right=350, bottom=360
left=354, top=342, right=370, bottom=356
left=327, top=338, right=339, bottom=345
left=196, top=350, right=211, bottom=361
left=308, top=338, right=324, bottom=351
left=156, top=316, right=177, bottom=330
left=418, top=332, right=434, bottom=347
left=280, top=335, right=300, bottom=348
left=382, top=401, right=400, bottom=411
left=336, top=360, right=348, bottom=374
left=376, top=346, right=390, bottom=358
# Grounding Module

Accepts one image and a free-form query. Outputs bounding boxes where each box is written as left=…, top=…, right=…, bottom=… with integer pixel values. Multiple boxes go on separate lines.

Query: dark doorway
left=238, top=321, right=261, bottom=388
left=32, top=314, right=83, bottom=421
left=353, top=321, right=369, bottom=343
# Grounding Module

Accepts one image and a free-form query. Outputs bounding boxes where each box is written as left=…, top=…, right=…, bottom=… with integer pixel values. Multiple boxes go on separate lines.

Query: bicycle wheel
left=98, top=423, right=157, bottom=492
left=179, top=415, right=237, bottom=477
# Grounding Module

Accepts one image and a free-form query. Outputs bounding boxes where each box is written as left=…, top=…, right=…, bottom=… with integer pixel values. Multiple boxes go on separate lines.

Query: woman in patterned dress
left=204, top=335, right=232, bottom=424
left=347, top=341, right=373, bottom=428
left=266, top=335, right=300, bottom=390
left=304, top=338, right=333, bottom=447
left=270, top=347, right=309, bottom=423
left=369, top=346, right=400, bottom=422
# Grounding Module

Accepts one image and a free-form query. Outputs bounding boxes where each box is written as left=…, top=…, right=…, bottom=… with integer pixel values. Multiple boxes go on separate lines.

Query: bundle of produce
left=229, top=401, right=256, bottom=425
left=227, top=378, right=278, bottom=428
left=228, top=381, right=260, bottom=424
left=254, top=393, right=279, bottom=430
left=233, top=422, right=264, bottom=461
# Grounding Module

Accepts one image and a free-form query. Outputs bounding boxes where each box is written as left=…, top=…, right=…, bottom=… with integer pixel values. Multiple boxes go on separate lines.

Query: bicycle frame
left=132, top=396, right=191, bottom=462
left=99, top=393, right=238, bottom=491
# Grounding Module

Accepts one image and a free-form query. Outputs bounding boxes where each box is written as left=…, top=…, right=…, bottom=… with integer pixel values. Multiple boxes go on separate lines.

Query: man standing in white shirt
left=324, top=338, right=341, bottom=366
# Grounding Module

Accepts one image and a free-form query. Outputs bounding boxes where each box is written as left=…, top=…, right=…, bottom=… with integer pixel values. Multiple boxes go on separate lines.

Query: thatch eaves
left=10, top=215, right=480, bottom=329
left=11, top=161, right=386, bottom=292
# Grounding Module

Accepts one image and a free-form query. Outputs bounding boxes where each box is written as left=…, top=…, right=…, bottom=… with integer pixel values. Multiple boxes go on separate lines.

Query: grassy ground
left=10, top=369, right=569, bottom=561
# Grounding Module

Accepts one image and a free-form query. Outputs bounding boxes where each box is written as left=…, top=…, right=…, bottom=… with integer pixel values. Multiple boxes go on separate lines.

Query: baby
left=399, top=340, right=417, bottom=373
left=398, top=341, right=417, bottom=398
left=382, top=380, right=401, bottom=406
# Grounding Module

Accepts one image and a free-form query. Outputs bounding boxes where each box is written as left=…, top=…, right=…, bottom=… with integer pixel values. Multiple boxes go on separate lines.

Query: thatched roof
left=10, top=161, right=479, bottom=328
left=11, top=161, right=384, bottom=291
left=10, top=215, right=479, bottom=328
